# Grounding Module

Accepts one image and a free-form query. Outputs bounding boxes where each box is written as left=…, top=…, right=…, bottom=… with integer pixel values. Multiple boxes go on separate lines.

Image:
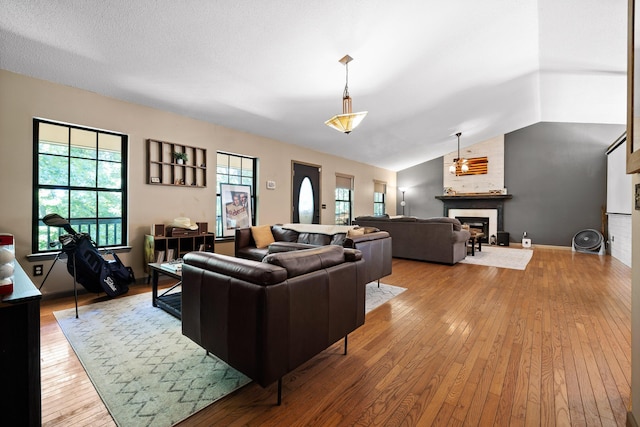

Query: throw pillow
left=361, top=226, right=379, bottom=234
left=347, top=228, right=365, bottom=238
left=251, top=225, right=275, bottom=249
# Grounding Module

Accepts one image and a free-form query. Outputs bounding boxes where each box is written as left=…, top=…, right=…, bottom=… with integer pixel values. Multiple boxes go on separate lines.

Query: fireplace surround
left=435, top=194, right=512, bottom=241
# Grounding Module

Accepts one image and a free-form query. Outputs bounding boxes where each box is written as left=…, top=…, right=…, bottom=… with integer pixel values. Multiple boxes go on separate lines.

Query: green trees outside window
left=33, top=119, right=128, bottom=253
left=335, top=188, right=352, bottom=225
left=374, top=191, right=385, bottom=215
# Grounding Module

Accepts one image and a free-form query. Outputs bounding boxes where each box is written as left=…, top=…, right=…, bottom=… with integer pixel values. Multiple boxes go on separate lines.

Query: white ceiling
left=0, top=0, right=628, bottom=171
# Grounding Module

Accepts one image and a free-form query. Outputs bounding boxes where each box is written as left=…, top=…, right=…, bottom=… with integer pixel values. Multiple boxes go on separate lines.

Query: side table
left=468, top=232, right=485, bottom=256
left=148, top=263, right=182, bottom=319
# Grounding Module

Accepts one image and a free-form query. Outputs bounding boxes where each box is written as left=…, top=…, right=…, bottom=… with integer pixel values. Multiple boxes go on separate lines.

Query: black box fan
left=571, top=229, right=605, bottom=255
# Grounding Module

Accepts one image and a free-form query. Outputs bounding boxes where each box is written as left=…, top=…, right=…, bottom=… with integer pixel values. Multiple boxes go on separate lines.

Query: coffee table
left=468, top=232, right=485, bottom=256
left=148, top=262, right=182, bottom=319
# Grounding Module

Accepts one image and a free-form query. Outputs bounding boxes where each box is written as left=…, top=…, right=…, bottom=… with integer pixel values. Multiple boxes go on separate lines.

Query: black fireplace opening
left=456, top=216, right=489, bottom=243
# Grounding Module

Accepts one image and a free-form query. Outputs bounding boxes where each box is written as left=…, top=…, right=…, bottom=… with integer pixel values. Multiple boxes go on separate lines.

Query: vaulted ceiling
left=0, top=0, right=628, bottom=171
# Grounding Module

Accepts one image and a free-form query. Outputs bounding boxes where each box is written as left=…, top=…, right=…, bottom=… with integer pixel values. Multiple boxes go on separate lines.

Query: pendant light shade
left=325, top=55, right=368, bottom=134
left=450, top=132, right=469, bottom=175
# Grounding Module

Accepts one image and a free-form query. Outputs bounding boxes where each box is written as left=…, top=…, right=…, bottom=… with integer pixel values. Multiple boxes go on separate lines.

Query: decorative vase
left=177, top=159, right=184, bottom=164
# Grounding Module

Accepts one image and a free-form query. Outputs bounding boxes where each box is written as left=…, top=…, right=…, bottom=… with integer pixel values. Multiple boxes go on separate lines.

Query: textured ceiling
left=0, top=0, right=628, bottom=171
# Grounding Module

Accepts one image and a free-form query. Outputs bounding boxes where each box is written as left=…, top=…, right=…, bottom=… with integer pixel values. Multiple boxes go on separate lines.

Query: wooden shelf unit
left=147, top=139, right=207, bottom=187
left=144, top=233, right=215, bottom=275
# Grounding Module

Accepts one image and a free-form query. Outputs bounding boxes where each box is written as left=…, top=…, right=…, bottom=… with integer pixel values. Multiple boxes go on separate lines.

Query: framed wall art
left=220, top=184, right=252, bottom=237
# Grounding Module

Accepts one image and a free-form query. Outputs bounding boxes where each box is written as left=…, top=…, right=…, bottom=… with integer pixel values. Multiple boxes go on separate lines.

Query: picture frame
left=220, top=183, right=252, bottom=237
left=628, top=0, right=640, bottom=173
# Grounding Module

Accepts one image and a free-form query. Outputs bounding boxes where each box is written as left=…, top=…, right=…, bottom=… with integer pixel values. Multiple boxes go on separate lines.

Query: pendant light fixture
left=449, top=132, right=469, bottom=175
left=325, top=54, right=368, bottom=134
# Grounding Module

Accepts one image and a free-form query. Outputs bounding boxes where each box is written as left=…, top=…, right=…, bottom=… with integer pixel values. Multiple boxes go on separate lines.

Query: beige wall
left=0, top=69, right=396, bottom=296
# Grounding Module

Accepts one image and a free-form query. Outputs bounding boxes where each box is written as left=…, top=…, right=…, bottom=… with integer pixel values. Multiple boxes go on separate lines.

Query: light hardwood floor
left=40, top=247, right=631, bottom=426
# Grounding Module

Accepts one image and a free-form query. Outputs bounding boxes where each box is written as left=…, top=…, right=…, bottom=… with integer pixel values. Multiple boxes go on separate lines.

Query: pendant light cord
left=343, top=62, right=350, bottom=99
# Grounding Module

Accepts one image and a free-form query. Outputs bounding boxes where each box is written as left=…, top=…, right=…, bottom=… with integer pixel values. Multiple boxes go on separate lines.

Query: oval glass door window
left=298, top=177, right=314, bottom=224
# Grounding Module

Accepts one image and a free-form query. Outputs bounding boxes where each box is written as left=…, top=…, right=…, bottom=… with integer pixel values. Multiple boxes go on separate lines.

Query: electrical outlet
left=33, top=264, right=43, bottom=276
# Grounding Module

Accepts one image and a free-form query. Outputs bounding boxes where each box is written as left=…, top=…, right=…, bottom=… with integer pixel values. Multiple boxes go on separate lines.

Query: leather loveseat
left=353, top=215, right=471, bottom=265
left=235, top=223, right=392, bottom=284
left=181, top=245, right=368, bottom=404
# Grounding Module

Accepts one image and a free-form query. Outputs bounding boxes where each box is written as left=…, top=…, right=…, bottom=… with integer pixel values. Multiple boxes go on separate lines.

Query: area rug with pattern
left=54, top=282, right=406, bottom=427
left=458, top=245, right=533, bottom=270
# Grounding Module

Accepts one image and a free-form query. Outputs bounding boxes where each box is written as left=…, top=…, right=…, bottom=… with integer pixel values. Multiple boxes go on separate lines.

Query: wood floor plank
left=38, top=248, right=631, bottom=426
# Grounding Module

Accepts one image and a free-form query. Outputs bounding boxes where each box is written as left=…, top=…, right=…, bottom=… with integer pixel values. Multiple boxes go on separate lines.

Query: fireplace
left=435, top=194, right=512, bottom=242
left=456, top=216, right=490, bottom=243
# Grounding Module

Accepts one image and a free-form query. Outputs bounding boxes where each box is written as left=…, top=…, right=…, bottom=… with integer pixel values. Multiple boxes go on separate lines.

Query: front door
left=292, top=161, right=321, bottom=224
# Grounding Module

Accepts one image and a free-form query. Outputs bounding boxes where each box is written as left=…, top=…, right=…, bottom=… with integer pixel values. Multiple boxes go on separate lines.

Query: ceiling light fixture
left=325, top=54, right=368, bottom=134
left=449, top=132, right=469, bottom=175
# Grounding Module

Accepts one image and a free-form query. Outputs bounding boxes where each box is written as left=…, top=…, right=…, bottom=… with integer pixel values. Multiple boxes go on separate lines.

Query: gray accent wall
left=504, top=122, right=623, bottom=246
left=396, top=157, right=443, bottom=218
left=397, top=121, right=625, bottom=246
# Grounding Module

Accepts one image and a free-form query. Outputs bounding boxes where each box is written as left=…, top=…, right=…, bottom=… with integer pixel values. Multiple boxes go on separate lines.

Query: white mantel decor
left=443, top=135, right=505, bottom=194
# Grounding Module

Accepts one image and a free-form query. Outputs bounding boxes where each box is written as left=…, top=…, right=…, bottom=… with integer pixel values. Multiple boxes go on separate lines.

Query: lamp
left=399, top=187, right=406, bottom=215
left=449, top=132, right=469, bottom=175
left=325, top=55, right=368, bottom=134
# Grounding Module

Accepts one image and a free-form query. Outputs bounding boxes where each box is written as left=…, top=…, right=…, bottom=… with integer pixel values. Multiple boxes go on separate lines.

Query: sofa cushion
left=297, top=232, right=332, bottom=246
left=354, top=214, right=389, bottom=221
left=184, top=252, right=287, bottom=285
left=271, top=225, right=299, bottom=242
left=263, top=245, right=345, bottom=278
left=329, top=233, right=347, bottom=246
left=236, top=246, right=269, bottom=262
left=251, top=225, right=275, bottom=248
left=389, top=216, right=417, bottom=222
left=416, top=217, right=462, bottom=231
left=268, top=241, right=317, bottom=254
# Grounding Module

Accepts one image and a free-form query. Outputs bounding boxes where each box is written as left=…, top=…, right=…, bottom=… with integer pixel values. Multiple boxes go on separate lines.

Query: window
left=216, top=152, right=257, bottom=237
left=374, top=181, right=386, bottom=215
left=335, top=174, right=353, bottom=225
left=33, top=119, right=128, bottom=253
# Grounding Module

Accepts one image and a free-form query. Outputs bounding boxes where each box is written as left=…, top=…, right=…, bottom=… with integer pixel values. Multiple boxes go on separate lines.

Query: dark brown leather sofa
left=235, top=224, right=392, bottom=284
left=353, top=215, right=471, bottom=265
left=181, top=245, right=368, bottom=404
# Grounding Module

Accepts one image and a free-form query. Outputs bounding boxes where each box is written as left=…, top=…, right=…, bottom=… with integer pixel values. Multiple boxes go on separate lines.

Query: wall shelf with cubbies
left=146, top=139, right=207, bottom=187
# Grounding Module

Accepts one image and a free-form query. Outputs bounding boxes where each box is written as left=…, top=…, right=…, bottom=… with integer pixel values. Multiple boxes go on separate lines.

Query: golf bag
left=44, top=214, right=133, bottom=297
left=62, top=233, right=133, bottom=297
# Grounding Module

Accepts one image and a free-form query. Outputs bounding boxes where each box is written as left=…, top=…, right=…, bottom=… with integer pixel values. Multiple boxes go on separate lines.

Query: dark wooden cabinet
left=0, top=261, right=42, bottom=426
left=143, top=233, right=215, bottom=275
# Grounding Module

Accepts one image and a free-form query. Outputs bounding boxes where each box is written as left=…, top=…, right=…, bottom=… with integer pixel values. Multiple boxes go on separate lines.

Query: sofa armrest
left=234, top=227, right=255, bottom=253
left=343, top=248, right=363, bottom=262
left=268, top=241, right=317, bottom=254
left=451, top=229, right=471, bottom=243
left=344, top=231, right=390, bottom=247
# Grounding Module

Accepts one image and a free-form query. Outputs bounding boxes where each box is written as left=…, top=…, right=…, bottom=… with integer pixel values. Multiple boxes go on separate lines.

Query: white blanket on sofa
left=280, top=223, right=357, bottom=235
